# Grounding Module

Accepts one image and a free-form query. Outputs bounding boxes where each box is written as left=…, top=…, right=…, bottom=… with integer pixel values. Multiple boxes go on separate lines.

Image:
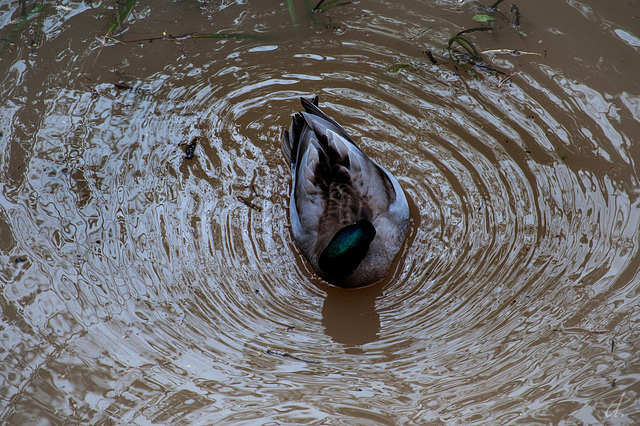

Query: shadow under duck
left=281, top=96, right=410, bottom=288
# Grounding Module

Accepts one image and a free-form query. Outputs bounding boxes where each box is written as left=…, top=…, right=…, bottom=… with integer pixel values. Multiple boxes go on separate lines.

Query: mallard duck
left=281, top=96, right=410, bottom=288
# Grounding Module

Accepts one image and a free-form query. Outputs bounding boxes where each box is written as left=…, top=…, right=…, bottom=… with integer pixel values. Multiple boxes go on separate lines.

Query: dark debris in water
left=266, top=349, right=321, bottom=364
left=424, top=50, right=437, bottom=65
left=185, top=137, right=199, bottom=159
left=391, top=0, right=539, bottom=81
left=113, top=82, right=133, bottom=91
left=237, top=172, right=262, bottom=211
left=237, top=196, right=262, bottom=211
left=177, top=136, right=199, bottom=160
left=120, top=32, right=263, bottom=45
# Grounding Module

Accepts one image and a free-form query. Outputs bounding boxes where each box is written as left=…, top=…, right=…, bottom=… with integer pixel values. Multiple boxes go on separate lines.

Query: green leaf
left=472, top=14, right=495, bottom=22
left=389, top=63, right=411, bottom=72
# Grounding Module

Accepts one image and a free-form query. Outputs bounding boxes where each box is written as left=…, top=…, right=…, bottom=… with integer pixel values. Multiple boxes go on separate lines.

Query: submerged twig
left=266, top=350, right=321, bottom=364
left=237, top=172, right=262, bottom=211
left=481, top=48, right=541, bottom=56
left=552, top=328, right=610, bottom=334
left=120, top=32, right=261, bottom=44
left=237, top=196, right=262, bottom=211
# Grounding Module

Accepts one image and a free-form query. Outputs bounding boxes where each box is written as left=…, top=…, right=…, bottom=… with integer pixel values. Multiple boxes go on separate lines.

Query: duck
left=281, top=96, right=410, bottom=288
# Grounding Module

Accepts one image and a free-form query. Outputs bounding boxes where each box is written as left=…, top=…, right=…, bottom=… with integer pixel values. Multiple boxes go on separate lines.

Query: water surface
left=1, top=0, right=639, bottom=424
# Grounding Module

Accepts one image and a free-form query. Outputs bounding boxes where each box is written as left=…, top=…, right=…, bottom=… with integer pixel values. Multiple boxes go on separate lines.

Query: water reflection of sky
left=1, top=1, right=639, bottom=424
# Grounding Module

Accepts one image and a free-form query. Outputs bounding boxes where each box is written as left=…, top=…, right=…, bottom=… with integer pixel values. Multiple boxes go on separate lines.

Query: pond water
left=1, top=0, right=639, bottom=424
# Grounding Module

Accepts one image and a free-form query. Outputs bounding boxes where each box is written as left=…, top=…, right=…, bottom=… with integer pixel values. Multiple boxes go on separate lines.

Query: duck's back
left=282, top=97, right=409, bottom=287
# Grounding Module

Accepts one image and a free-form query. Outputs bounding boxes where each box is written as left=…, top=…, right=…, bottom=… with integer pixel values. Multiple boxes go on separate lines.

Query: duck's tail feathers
left=300, top=96, right=357, bottom=145
left=281, top=111, right=306, bottom=164
left=281, top=129, right=292, bottom=163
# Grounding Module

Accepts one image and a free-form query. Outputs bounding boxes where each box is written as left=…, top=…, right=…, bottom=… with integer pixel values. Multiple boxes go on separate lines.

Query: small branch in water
left=409, top=27, right=432, bottom=41
left=237, top=196, right=262, bottom=211
left=266, top=350, right=321, bottom=364
left=237, top=171, right=262, bottom=211
left=481, top=49, right=541, bottom=56
left=122, top=32, right=261, bottom=44
left=552, top=328, right=610, bottom=334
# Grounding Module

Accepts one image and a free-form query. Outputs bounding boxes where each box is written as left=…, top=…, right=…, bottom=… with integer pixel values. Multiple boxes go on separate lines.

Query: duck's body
left=281, top=96, right=410, bottom=288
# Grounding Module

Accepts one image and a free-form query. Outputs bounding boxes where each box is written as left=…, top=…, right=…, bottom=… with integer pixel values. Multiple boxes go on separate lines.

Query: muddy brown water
left=1, top=0, right=640, bottom=424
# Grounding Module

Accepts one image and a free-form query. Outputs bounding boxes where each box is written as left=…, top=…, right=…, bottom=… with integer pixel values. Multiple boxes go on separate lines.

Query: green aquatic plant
left=1, top=2, right=48, bottom=50
left=472, top=14, right=495, bottom=23
left=445, top=27, right=498, bottom=77
left=286, top=0, right=296, bottom=25
left=106, top=0, right=137, bottom=37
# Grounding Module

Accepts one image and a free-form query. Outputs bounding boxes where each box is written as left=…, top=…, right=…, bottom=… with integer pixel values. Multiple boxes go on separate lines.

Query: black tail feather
left=300, top=96, right=357, bottom=145
left=281, top=129, right=292, bottom=163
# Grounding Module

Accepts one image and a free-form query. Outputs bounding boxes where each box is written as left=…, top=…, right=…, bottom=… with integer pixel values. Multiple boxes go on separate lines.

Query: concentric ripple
left=1, top=0, right=639, bottom=424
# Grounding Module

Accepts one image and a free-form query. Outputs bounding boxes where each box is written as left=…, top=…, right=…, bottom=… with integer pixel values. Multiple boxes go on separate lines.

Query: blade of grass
left=94, top=0, right=137, bottom=65
left=302, top=0, right=317, bottom=25
left=389, top=63, right=412, bottom=72
left=455, top=35, right=481, bottom=59
left=31, top=5, right=46, bottom=48
left=286, top=0, right=295, bottom=25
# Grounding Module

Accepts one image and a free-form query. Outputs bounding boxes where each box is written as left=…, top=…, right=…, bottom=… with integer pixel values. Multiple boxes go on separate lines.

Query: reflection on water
left=1, top=0, right=639, bottom=424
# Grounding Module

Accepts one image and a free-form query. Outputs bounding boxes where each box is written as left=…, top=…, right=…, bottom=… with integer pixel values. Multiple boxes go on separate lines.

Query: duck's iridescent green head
left=319, top=220, right=376, bottom=277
